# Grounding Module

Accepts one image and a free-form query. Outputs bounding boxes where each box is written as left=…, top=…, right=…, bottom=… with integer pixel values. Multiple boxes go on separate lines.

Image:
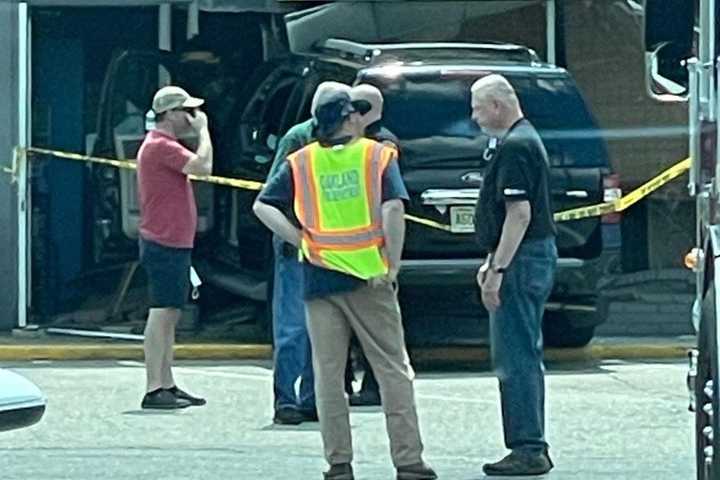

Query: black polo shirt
left=474, top=118, right=556, bottom=252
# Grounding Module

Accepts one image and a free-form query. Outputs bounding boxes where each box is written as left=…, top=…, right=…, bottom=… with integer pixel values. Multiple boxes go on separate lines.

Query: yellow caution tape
left=405, top=157, right=690, bottom=229
left=27, top=146, right=137, bottom=171
left=24, top=147, right=264, bottom=191
left=404, top=214, right=453, bottom=232
left=3, top=147, right=691, bottom=230
left=552, top=157, right=691, bottom=222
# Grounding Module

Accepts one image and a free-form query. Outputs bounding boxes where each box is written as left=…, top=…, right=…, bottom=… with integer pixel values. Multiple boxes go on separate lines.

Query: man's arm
left=253, top=201, right=301, bottom=247
left=267, top=122, right=312, bottom=179
left=252, top=163, right=300, bottom=247
left=268, top=133, right=300, bottom=180
left=381, top=199, right=406, bottom=281
left=182, top=111, right=214, bottom=176
left=492, top=200, right=531, bottom=270
left=479, top=200, right=531, bottom=312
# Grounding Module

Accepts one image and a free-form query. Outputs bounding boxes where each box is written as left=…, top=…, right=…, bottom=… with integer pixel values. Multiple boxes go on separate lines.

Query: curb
left=410, top=342, right=693, bottom=364
left=0, top=344, right=272, bottom=361
left=0, top=341, right=694, bottom=362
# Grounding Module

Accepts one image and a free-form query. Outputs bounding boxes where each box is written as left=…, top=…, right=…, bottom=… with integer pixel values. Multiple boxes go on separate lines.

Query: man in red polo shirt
left=137, top=85, right=213, bottom=409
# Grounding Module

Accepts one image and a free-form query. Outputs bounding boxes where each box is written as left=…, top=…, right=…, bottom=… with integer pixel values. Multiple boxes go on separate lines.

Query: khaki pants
left=305, top=282, right=424, bottom=468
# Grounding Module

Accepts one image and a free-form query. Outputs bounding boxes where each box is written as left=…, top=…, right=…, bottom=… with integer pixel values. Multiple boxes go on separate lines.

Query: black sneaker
left=324, top=463, right=354, bottom=480
left=273, top=407, right=306, bottom=425
left=168, top=386, right=206, bottom=406
left=141, top=389, right=191, bottom=410
left=482, top=450, right=554, bottom=476
left=349, top=389, right=381, bottom=407
left=397, top=461, right=438, bottom=480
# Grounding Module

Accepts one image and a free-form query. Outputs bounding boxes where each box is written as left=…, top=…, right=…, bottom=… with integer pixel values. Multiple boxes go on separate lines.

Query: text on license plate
left=450, top=206, right=475, bottom=233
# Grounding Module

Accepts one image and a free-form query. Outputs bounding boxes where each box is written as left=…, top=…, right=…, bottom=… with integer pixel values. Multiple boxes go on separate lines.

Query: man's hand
left=187, top=110, right=208, bottom=131
left=368, top=265, right=399, bottom=288
left=477, top=262, right=503, bottom=313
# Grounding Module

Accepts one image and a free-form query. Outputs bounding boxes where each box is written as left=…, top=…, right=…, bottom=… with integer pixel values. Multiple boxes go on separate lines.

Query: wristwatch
left=490, top=265, right=507, bottom=274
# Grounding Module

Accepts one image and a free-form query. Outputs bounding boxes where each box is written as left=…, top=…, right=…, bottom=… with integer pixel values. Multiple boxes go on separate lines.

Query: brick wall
left=457, top=1, right=693, bottom=269
left=457, top=0, right=689, bottom=191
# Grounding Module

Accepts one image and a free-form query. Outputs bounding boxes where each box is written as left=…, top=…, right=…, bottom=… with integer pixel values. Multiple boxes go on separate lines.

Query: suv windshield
left=362, top=70, right=608, bottom=169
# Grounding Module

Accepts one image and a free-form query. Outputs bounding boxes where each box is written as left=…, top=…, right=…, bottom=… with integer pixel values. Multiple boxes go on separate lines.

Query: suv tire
left=542, top=311, right=596, bottom=348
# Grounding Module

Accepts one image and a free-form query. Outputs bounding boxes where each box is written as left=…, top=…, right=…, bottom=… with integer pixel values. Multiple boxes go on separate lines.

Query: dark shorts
left=139, top=238, right=192, bottom=309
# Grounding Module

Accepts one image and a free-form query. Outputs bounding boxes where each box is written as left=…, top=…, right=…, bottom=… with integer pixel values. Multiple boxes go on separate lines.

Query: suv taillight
left=602, top=173, right=622, bottom=224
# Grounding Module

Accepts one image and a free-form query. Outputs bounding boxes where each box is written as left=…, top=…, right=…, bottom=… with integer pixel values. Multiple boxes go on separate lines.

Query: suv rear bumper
left=399, top=254, right=614, bottom=328
left=400, top=257, right=585, bottom=284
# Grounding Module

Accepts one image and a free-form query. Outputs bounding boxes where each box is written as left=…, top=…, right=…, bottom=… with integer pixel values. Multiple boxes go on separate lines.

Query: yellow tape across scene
left=6, top=147, right=691, bottom=230
left=24, top=146, right=264, bottom=191
left=552, top=157, right=691, bottom=222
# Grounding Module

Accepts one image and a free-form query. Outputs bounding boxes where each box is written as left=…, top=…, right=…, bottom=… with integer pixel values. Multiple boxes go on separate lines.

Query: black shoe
left=482, top=450, right=554, bottom=476
left=168, top=386, right=206, bottom=406
left=324, top=463, right=354, bottom=480
left=349, top=389, right=381, bottom=407
left=273, top=407, right=306, bottom=425
left=397, top=461, right=438, bottom=480
left=141, top=389, right=192, bottom=410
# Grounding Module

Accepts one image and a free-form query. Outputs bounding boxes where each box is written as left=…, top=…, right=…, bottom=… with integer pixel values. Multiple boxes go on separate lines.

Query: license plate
left=450, top=206, right=475, bottom=233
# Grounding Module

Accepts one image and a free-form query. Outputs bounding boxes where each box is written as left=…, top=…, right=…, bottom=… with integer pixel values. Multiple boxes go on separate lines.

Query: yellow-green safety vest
left=287, top=137, right=397, bottom=279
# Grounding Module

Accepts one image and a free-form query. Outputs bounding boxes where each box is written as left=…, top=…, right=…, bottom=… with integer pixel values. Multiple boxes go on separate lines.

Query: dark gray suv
left=94, top=40, right=620, bottom=347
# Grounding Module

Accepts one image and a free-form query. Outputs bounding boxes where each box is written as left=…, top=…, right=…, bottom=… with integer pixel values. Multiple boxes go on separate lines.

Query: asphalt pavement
left=0, top=359, right=695, bottom=480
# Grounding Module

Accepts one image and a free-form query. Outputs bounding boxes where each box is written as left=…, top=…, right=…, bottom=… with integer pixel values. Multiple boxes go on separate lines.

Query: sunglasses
left=172, top=107, right=197, bottom=114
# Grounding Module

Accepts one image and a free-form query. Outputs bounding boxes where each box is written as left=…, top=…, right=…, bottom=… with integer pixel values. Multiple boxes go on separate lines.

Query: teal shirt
left=267, top=119, right=315, bottom=180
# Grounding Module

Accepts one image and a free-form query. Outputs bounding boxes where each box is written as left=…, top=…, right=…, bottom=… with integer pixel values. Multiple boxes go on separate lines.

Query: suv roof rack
left=316, top=38, right=542, bottom=65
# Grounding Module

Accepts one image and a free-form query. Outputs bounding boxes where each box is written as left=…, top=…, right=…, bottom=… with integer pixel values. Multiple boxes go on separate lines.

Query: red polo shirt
left=137, top=130, right=197, bottom=248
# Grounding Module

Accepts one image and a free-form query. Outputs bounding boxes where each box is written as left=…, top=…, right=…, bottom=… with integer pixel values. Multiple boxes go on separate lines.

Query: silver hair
left=470, top=74, right=519, bottom=107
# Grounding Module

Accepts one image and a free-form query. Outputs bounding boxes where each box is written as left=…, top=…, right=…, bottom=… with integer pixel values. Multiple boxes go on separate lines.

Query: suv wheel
left=542, top=311, right=596, bottom=348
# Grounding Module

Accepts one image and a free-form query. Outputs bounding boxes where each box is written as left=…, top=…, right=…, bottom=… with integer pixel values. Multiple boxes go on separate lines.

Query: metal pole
left=187, top=0, right=199, bottom=39
left=546, top=0, right=556, bottom=65
left=159, top=3, right=171, bottom=85
left=699, top=0, right=716, bottom=121
left=688, top=59, right=700, bottom=196
left=16, top=2, right=28, bottom=329
left=159, top=3, right=171, bottom=52
left=708, top=0, right=716, bottom=121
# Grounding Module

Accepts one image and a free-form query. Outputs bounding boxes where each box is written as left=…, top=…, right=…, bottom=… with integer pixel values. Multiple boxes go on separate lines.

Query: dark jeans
left=489, top=236, right=557, bottom=454
left=272, top=236, right=315, bottom=412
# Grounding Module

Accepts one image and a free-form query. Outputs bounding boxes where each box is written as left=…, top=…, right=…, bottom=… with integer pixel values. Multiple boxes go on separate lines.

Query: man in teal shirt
left=267, top=81, right=397, bottom=423
left=267, top=82, right=349, bottom=424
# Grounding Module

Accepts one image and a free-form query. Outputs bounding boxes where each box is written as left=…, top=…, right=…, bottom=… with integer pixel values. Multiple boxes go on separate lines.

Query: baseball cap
left=152, top=86, right=204, bottom=114
left=313, top=90, right=356, bottom=139
left=310, top=81, right=351, bottom=115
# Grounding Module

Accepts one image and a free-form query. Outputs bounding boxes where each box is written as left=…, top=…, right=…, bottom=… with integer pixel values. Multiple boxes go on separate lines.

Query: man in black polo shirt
left=470, top=74, right=558, bottom=476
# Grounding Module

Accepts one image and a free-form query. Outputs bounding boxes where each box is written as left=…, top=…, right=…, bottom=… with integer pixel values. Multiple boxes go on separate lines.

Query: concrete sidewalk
left=0, top=334, right=696, bottom=362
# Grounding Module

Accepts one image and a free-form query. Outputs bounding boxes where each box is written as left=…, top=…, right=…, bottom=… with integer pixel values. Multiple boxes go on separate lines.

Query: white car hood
left=0, top=369, right=46, bottom=412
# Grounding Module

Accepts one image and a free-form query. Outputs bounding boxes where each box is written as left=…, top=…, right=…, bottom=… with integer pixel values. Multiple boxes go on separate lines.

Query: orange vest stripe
left=289, top=149, right=313, bottom=227
left=305, top=151, right=322, bottom=230
left=304, top=237, right=385, bottom=251
left=303, top=227, right=386, bottom=246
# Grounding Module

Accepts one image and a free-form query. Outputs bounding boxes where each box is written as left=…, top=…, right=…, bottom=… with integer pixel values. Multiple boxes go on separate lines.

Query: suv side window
left=514, top=75, right=608, bottom=168
left=239, top=68, right=304, bottom=168
left=284, top=66, right=357, bottom=129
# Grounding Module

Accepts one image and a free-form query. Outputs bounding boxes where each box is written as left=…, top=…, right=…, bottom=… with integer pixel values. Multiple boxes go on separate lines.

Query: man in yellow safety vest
left=253, top=88, right=437, bottom=480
